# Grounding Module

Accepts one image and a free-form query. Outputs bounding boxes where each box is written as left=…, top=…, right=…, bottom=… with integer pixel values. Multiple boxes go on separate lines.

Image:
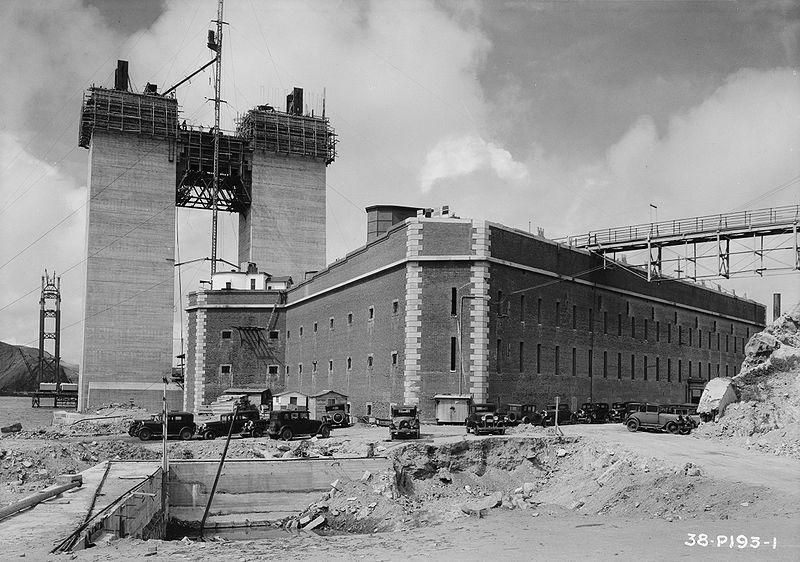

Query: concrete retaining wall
left=169, top=457, right=391, bottom=524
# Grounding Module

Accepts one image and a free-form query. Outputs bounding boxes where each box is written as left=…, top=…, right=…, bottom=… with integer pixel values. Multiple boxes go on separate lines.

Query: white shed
left=273, top=391, right=309, bottom=411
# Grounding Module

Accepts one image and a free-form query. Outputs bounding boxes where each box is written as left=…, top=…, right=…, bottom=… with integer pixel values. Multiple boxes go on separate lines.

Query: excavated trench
left=170, top=435, right=776, bottom=541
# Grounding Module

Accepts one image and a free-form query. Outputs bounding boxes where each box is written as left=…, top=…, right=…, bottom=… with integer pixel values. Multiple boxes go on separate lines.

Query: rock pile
left=694, top=303, right=800, bottom=458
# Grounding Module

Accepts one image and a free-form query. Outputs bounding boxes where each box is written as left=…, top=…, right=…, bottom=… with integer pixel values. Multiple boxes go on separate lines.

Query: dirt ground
left=3, top=419, right=799, bottom=561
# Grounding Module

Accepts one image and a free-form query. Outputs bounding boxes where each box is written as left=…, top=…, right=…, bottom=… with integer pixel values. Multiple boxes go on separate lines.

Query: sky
left=1, top=0, right=798, bottom=365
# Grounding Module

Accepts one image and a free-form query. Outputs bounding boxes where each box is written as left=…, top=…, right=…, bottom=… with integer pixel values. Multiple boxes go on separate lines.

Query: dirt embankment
left=283, top=436, right=791, bottom=537
left=693, top=304, right=800, bottom=458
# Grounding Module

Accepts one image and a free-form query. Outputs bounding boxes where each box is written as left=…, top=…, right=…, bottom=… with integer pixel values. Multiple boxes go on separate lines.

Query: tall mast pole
left=210, top=0, right=224, bottom=276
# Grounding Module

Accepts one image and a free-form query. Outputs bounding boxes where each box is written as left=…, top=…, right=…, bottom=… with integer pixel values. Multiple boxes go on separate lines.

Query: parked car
left=389, top=405, right=421, bottom=439
left=662, top=404, right=701, bottom=428
left=465, top=403, right=505, bottom=435
left=608, top=402, right=628, bottom=423
left=268, top=409, right=331, bottom=440
left=540, top=404, right=577, bottom=426
left=197, top=408, right=265, bottom=440
left=498, top=403, right=540, bottom=426
left=325, top=403, right=350, bottom=428
left=576, top=402, right=610, bottom=423
left=626, top=403, right=694, bottom=434
left=129, top=411, right=196, bottom=441
left=621, top=402, right=644, bottom=423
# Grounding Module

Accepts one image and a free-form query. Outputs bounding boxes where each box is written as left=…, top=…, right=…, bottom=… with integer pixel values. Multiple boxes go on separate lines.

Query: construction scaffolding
left=175, top=127, right=252, bottom=213
left=78, top=87, right=178, bottom=149
left=237, top=106, right=337, bottom=164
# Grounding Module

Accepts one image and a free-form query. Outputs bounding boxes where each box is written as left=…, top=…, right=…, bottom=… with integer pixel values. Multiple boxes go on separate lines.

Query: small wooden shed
left=308, top=390, right=348, bottom=420
left=273, top=390, right=309, bottom=411
left=434, top=394, right=472, bottom=424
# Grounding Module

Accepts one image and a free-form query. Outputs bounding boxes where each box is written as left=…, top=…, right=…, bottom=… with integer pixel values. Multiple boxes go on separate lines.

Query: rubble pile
left=285, top=436, right=772, bottom=534
left=694, top=304, right=800, bottom=458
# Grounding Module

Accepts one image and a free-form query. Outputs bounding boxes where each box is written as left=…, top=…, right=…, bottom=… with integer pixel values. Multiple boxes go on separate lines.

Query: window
left=366, top=403, right=373, bottom=416
left=713, top=320, right=717, bottom=332
left=688, top=327, right=693, bottom=346
left=631, top=354, right=635, bottom=380
left=330, top=317, right=334, bottom=329
left=313, top=322, right=318, bottom=333
left=250, top=278, right=256, bottom=290
left=497, top=339, right=502, bottom=372
left=537, top=344, right=541, bottom=374
left=644, top=319, right=648, bottom=340
left=698, top=329, right=702, bottom=348
left=285, top=365, right=290, bottom=375
left=393, top=300, right=399, bottom=314
left=643, top=356, right=648, bottom=380
left=220, top=365, right=231, bottom=375
left=688, top=360, right=692, bottom=379
left=655, top=357, right=660, bottom=381
left=290, top=396, right=298, bottom=406
left=299, top=326, right=304, bottom=336
left=520, top=295, right=525, bottom=322
left=678, top=359, right=682, bottom=383
left=268, top=365, right=279, bottom=375
left=726, top=335, right=729, bottom=352
left=299, top=364, right=303, bottom=375
left=603, top=311, right=607, bottom=334
left=368, top=306, right=374, bottom=320
left=626, top=302, right=630, bottom=316
left=519, top=341, right=524, bottom=372
left=656, top=321, right=660, bottom=342
left=537, top=298, right=542, bottom=324
left=555, top=302, right=560, bottom=327
left=716, top=333, right=720, bottom=351
left=221, top=330, right=232, bottom=340
left=725, top=364, right=729, bottom=377
left=695, top=316, right=699, bottom=328
left=312, top=361, right=317, bottom=374
left=225, top=281, right=232, bottom=289
left=588, top=349, right=593, bottom=378
left=348, top=312, right=353, bottom=325
left=287, top=330, right=291, bottom=339
left=667, top=358, right=671, bottom=382
left=572, top=347, right=577, bottom=376
left=603, top=351, right=607, bottom=378
left=328, top=360, right=333, bottom=373
left=572, top=305, right=577, bottom=329
left=451, top=288, right=457, bottom=316
left=367, top=355, right=374, bottom=368
left=347, top=357, right=352, bottom=370
left=450, top=337, right=457, bottom=371
left=391, top=351, right=398, bottom=366
left=497, top=290, right=504, bottom=316
left=618, top=314, right=622, bottom=336
left=617, top=353, right=622, bottom=379
left=269, top=330, right=279, bottom=339
left=667, top=323, right=671, bottom=343
left=555, top=346, right=560, bottom=375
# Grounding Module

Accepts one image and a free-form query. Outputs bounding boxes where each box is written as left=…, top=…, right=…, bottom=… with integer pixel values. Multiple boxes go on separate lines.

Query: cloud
left=419, top=134, right=528, bottom=192
left=0, top=131, right=87, bottom=359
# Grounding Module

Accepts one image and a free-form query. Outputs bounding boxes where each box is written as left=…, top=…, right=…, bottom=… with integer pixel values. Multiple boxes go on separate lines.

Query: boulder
left=745, top=333, right=780, bottom=358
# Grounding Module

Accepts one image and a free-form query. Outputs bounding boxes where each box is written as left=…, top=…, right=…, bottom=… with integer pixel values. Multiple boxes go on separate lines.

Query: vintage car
left=608, top=402, right=628, bottom=423
left=129, top=411, right=196, bottom=441
left=540, top=404, right=577, bottom=426
left=626, top=403, right=694, bottom=434
left=268, top=409, right=331, bottom=440
left=621, top=402, right=644, bottom=423
left=325, top=403, right=350, bottom=428
left=575, top=402, right=610, bottom=423
left=498, top=403, right=539, bottom=426
left=465, top=403, right=505, bottom=435
left=389, top=405, right=421, bottom=439
left=662, top=404, right=701, bottom=428
left=197, top=408, right=266, bottom=440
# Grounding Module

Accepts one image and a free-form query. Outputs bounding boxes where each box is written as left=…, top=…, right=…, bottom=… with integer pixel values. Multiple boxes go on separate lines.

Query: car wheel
left=281, top=427, right=293, bottom=441
left=203, top=430, right=216, bottom=440
left=179, top=428, right=193, bottom=441
left=665, top=421, right=678, bottom=434
left=332, top=412, right=345, bottom=425
left=319, top=425, right=331, bottom=438
left=626, top=418, right=640, bottom=432
left=138, top=428, right=152, bottom=442
left=252, top=427, right=264, bottom=438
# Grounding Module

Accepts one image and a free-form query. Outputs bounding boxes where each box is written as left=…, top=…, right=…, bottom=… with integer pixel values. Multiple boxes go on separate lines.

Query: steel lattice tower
left=38, top=270, right=61, bottom=387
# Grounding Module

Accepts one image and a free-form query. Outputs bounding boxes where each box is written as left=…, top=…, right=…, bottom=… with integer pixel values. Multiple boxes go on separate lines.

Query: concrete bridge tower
left=77, top=61, right=180, bottom=411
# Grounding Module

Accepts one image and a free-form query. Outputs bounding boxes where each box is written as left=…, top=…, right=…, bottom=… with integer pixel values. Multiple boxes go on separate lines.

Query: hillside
left=0, top=340, right=77, bottom=394
left=694, top=303, right=800, bottom=458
